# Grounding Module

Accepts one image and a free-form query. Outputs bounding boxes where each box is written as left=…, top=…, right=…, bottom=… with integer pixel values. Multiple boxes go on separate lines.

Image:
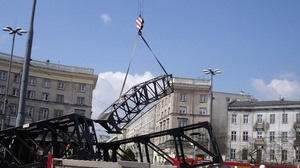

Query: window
left=199, top=133, right=206, bottom=142
left=27, top=90, right=35, bottom=99
left=243, top=114, right=249, bottom=124
left=25, top=106, right=34, bottom=118
left=242, top=149, right=248, bottom=160
left=14, top=74, right=21, bottom=83
left=78, top=84, right=86, bottom=92
left=42, top=93, right=50, bottom=101
left=270, top=131, right=275, bottom=142
left=243, top=131, right=248, bottom=141
left=39, top=108, right=49, bottom=120
left=10, top=104, right=18, bottom=115
left=282, top=132, right=288, bottom=142
left=12, top=88, right=19, bottom=97
left=0, top=85, right=5, bottom=94
left=0, top=102, right=3, bottom=113
left=257, top=132, right=263, bottom=139
left=54, top=109, right=63, bottom=118
left=282, top=114, right=288, bottom=124
left=57, top=81, right=65, bottom=90
left=297, top=131, right=300, bottom=138
left=282, top=150, right=287, bottom=161
left=28, top=76, right=36, bottom=85
left=179, top=106, right=186, bottom=114
left=226, top=97, right=232, bottom=103
left=231, top=131, right=236, bottom=141
left=0, top=71, right=6, bottom=80
left=230, top=149, right=236, bottom=159
left=270, top=150, right=275, bottom=161
left=56, top=95, right=64, bottom=103
left=297, top=113, right=300, bottom=123
left=231, top=114, right=237, bottom=124
left=200, top=95, right=206, bottom=102
left=257, top=114, right=263, bottom=123
left=77, top=97, right=85, bottom=105
left=199, top=108, right=206, bottom=115
left=178, top=120, right=187, bottom=127
left=270, top=114, right=275, bottom=124
left=43, top=79, right=51, bottom=88
left=180, top=93, right=187, bottom=102
left=296, top=148, right=300, bottom=160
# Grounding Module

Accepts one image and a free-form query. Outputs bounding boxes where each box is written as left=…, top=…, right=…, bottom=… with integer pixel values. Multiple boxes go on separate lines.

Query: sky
left=1, top=1, right=300, bottom=121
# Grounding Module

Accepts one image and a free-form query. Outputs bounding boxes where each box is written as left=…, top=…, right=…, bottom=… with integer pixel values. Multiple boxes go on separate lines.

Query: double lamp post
left=203, top=68, right=221, bottom=152
left=1, top=26, right=27, bottom=130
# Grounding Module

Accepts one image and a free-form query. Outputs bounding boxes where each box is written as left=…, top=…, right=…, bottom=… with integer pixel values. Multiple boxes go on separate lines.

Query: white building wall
left=228, top=101, right=300, bottom=166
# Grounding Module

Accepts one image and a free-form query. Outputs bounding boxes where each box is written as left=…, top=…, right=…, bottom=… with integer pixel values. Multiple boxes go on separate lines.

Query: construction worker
left=65, top=144, right=73, bottom=157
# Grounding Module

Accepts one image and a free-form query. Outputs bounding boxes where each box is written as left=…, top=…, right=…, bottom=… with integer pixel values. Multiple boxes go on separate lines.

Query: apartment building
left=228, top=100, right=300, bottom=166
left=0, top=52, right=98, bottom=128
left=122, top=76, right=251, bottom=165
left=122, top=105, right=157, bottom=163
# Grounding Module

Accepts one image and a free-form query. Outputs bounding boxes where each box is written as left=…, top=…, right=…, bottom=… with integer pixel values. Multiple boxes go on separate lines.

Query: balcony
left=254, top=139, right=265, bottom=147
left=294, top=122, right=300, bottom=129
left=254, top=122, right=265, bottom=131
left=294, top=139, right=300, bottom=148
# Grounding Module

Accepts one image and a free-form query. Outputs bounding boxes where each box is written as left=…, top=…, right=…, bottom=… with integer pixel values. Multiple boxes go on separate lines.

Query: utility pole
left=16, top=0, right=37, bottom=127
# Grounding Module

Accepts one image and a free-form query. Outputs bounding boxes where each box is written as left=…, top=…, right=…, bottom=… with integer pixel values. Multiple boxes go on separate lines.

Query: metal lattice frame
left=98, top=121, right=223, bottom=168
left=94, top=74, right=173, bottom=133
left=0, top=113, right=98, bottom=167
left=0, top=115, right=222, bottom=168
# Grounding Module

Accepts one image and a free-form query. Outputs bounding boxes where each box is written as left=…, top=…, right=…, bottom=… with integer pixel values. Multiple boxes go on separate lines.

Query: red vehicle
left=222, top=161, right=296, bottom=168
left=165, top=158, right=297, bottom=168
left=165, top=157, right=210, bottom=167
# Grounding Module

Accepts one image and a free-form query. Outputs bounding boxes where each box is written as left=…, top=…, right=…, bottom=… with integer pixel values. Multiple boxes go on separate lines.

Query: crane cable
left=119, top=34, right=140, bottom=98
left=119, top=0, right=168, bottom=97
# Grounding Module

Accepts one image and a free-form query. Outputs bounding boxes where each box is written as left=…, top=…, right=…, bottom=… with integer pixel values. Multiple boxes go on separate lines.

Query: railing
left=0, top=52, right=94, bottom=74
left=172, top=77, right=211, bottom=85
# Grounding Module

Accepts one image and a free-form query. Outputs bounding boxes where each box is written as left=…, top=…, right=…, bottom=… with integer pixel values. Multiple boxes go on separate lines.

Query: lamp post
left=203, top=68, right=221, bottom=152
left=1, top=26, right=27, bottom=130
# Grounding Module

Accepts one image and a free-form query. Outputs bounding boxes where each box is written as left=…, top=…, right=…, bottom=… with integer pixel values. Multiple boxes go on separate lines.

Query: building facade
left=228, top=100, right=300, bottom=166
left=0, top=52, right=98, bottom=128
left=121, top=76, right=252, bottom=165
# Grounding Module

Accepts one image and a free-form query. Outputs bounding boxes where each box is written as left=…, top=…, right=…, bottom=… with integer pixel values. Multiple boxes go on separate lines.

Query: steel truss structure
left=99, top=121, right=222, bottom=168
left=94, top=74, right=173, bottom=133
left=0, top=113, right=99, bottom=168
left=0, top=114, right=222, bottom=168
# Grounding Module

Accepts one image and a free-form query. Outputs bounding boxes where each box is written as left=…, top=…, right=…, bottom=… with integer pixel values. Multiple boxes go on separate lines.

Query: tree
left=121, top=148, right=136, bottom=161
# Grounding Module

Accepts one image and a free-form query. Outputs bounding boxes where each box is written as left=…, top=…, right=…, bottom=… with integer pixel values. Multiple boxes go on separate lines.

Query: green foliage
left=121, top=148, right=136, bottom=161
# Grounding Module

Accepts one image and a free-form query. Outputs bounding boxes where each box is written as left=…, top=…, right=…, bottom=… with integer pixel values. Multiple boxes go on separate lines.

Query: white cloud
left=251, top=73, right=300, bottom=100
left=91, top=71, right=154, bottom=120
left=101, top=13, right=112, bottom=25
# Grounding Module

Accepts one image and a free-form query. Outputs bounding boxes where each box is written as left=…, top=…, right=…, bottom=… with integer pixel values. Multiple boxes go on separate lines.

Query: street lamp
left=203, top=68, right=221, bottom=152
left=1, top=26, right=27, bottom=130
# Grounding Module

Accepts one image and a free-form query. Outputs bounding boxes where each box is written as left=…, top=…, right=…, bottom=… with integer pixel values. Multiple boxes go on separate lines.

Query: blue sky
left=1, top=1, right=300, bottom=120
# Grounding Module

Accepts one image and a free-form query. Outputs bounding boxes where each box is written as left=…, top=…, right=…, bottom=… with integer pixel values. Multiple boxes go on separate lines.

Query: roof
left=228, top=100, right=300, bottom=110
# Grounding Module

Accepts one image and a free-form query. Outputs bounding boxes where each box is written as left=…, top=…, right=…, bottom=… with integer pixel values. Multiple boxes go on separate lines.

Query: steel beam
left=94, top=74, right=173, bottom=133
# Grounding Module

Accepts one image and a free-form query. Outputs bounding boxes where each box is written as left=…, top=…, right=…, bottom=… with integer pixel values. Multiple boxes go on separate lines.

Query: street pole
left=16, top=0, right=37, bottom=127
left=203, top=68, right=221, bottom=153
left=1, top=27, right=26, bottom=130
